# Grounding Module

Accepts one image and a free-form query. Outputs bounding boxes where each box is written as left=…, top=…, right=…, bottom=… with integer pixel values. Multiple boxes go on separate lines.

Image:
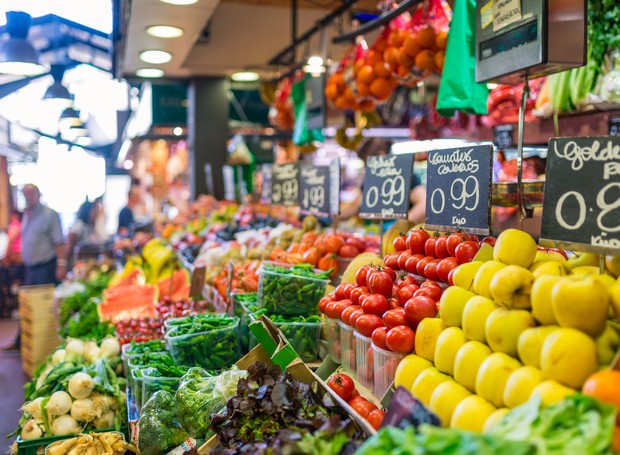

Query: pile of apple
left=392, top=228, right=620, bottom=433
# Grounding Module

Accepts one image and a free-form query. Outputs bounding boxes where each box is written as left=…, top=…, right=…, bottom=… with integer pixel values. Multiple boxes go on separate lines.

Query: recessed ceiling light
left=136, top=68, right=165, bottom=78
left=160, top=0, right=199, bottom=4
left=139, top=50, right=172, bottom=64
left=231, top=71, right=260, bottom=82
left=173, top=127, right=183, bottom=136
left=146, top=25, right=184, bottom=38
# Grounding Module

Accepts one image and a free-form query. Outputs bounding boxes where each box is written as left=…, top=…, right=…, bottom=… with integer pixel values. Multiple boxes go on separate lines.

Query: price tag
left=495, top=124, right=513, bottom=149
left=299, top=165, right=330, bottom=216
left=425, top=144, right=493, bottom=235
left=271, top=163, right=299, bottom=207
left=261, top=164, right=272, bottom=204
left=609, top=116, right=620, bottom=137
left=329, top=159, right=341, bottom=216
left=360, top=154, right=414, bottom=219
left=540, top=136, right=620, bottom=255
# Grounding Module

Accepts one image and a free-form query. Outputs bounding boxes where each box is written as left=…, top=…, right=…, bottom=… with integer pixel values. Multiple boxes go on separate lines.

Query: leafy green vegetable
left=138, top=390, right=189, bottom=455
left=588, top=0, right=620, bottom=74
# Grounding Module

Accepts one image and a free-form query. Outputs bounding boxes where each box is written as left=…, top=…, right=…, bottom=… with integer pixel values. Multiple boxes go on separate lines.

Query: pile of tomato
left=155, top=296, right=217, bottom=321
left=114, top=318, right=163, bottom=345
left=327, top=373, right=386, bottom=431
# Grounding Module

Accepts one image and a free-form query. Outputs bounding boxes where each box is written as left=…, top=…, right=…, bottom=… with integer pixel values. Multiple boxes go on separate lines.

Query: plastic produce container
left=326, top=318, right=341, bottom=363
left=165, top=318, right=240, bottom=370
left=141, top=373, right=181, bottom=410
left=130, top=366, right=151, bottom=410
left=339, top=321, right=356, bottom=377
left=124, top=351, right=170, bottom=382
left=354, top=331, right=374, bottom=389
left=121, top=340, right=166, bottom=375
left=257, top=263, right=329, bottom=316
left=248, top=314, right=322, bottom=362
left=372, top=342, right=406, bottom=399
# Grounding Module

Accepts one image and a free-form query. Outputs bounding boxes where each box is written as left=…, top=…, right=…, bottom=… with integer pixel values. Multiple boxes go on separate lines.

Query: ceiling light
left=307, top=56, right=323, bottom=66
left=231, top=71, right=259, bottom=82
left=68, top=123, right=88, bottom=137
left=173, top=127, right=183, bottom=136
left=136, top=68, right=165, bottom=78
left=146, top=25, right=184, bottom=38
left=160, top=0, right=199, bottom=5
left=139, top=50, right=172, bottom=64
left=59, top=107, right=81, bottom=127
left=0, top=12, right=46, bottom=76
left=487, top=83, right=499, bottom=89
left=43, top=65, right=72, bottom=108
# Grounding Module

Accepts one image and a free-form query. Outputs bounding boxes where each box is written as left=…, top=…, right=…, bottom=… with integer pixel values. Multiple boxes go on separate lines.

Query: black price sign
left=609, top=116, right=620, bottom=136
left=541, top=137, right=620, bottom=255
left=271, top=163, right=299, bottom=207
left=495, top=124, right=513, bottom=149
left=261, top=164, right=272, bottom=204
left=360, top=154, right=414, bottom=219
left=425, top=145, right=493, bottom=235
left=299, top=165, right=330, bottom=216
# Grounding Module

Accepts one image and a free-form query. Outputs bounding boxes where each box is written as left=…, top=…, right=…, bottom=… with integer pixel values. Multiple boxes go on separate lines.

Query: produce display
left=45, top=432, right=136, bottom=455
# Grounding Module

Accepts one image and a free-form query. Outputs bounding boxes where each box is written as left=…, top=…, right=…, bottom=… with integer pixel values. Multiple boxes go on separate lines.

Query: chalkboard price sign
left=495, top=124, right=514, bottom=149
left=609, top=116, right=620, bottom=136
left=360, top=154, right=414, bottom=219
left=299, top=165, right=330, bottom=216
left=541, top=137, right=620, bottom=255
left=425, top=144, right=493, bottom=235
left=271, top=163, right=299, bottom=207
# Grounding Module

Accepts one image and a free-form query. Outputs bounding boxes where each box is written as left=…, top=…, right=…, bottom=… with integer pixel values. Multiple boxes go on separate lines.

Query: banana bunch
left=141, top=238, right=178, bottom=284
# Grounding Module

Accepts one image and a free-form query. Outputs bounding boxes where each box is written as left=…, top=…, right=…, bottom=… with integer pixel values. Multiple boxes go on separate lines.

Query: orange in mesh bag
left=268, top=77, right=295, bottom=130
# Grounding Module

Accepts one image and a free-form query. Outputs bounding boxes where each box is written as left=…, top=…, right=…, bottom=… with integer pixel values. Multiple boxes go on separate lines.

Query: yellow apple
left=530, top=275, right=562, bottom=325
left=462, top=295, right=498, bottom=342
left=485, top=308, right=535, bottom=356
left=451, top=395, right=496, bottom=432
left=429, top=380, right=471, bottom=427
left=530, top=380, right=576, bottom=407
left=503, top=366, right=542, bottom=408
left=541, top=328, right=598, bottom=389
left=517, top=326, right=559, bottom=367
left=394, top=354, right=433, bottom=390
left=533, top=250, right=568, bottom=263
left=473, top=261, right=507, bottom=299
left=434, top=327, right=467, bottom=376
left=415, top=318, right=446, bottom=362
left=453, top=341, right=492, bottom=392
left=489, top=265, right=535, bottom=310
left=529, top=260, right=569, bottom=279
left=483, top=407, right=510, bottom=432
left=438, top=287, right=475, bottom=327
left=551, top=275, right=609, bottom=337
left=452, top=261, right=483, bottom=291
left=595, top=323, right=620, bottom=367
left=566, top=252, right=599, bottom=270
left=475, top=352, right=522, bottom=408
left=610, top=284, right=620, bottom=323
left=473, top=242, right=494, bottom=262
left=493, top=229, right=538, bottom=269
left=605, top=255, right=620, bottom=278
left=410, top=367, right=450, bottom=406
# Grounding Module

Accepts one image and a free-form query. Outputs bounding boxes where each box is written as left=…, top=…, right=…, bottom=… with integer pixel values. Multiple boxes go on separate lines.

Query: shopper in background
left=66, top=198, right=107, bottom=265
left=117, top=185, right=141, bottom=236
left=21, top=184, right=66, bottom=285
left=5, top=210, right=22, bottom=267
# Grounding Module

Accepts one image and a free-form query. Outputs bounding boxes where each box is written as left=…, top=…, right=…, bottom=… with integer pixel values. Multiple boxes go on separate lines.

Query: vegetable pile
left=156, top=296, right=216, bottom=320
left=114, top=317, right=163, bottom=345
left=137, top=390, right=190, bottom=455
left=45, top=431, right=137, bottom=455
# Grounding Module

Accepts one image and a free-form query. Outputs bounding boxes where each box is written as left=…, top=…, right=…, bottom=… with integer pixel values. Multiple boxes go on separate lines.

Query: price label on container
left=360, top=154, right=414, bottom=219
left=540, top=136, right=620, bottom=255
left=425, top=144, right=493, bottom=235
left=495, top=124, right=514, bottom=149
left=271, top=163, right=299, bottom=207
left=299, top=165, right=330, bottom=216
left=261, top=164, right=272, bottom=204
left=609, top=116, right=620, bottom=137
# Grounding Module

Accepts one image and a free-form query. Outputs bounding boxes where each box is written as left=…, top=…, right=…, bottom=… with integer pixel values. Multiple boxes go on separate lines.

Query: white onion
left=90, top=393, right=117, bottom=412
left=99, top=337, right=121, bottom=360
left=20, top=419, right=42, bottom=440
left=70, top=398, right=100, bottom=422
left=35, top=365, right=53, bottom=390
left=51, top=349, right=66, bottom=365
left=83, top=342, right=101, bottom=364
left=65, top=339, right=85, bottom=362
left=20, top=397, right=44, bottom=420
left=67, top=372, right=94, bottom=399
left=93, top=410, right=115, bottom=429
left=52, top=415, right=80, bottom=436
left=46, top=391, right=72, bottom=416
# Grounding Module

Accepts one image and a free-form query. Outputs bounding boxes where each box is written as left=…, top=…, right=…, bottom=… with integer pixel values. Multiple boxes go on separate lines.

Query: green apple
left=439, top=287, right=475, bottom=327
left=411, top=367, right=450, bottom=406
left=529, top=260, right=569, bottom=279
left=475, top=352, right=522, bottom=408
left=493, top=228, right=538, bottom=268
left=473, top=261, right=507, bottom=299
left=595, top=322, right=620, bottom=367
left=486, top=308, right=535, bottom=356
left=541, top=328, right=598, bottom=389
left=530, top=275, right=562, bottom=325
left=462, top=295, right=498, bottom=342
left=517, top=326, right=559, bottom=367
left=489, top=265, right=535, bottom=310
left=451, top=395, right=497, bottom=432
left=434, top=327, right=467, bottom=376
left=453, top=341, right=492, bottom=392
left=429, top=380, right=471, bottom=428
left=452, top=261, right=483, bottom=292
left=551, top=275, right=609, bottom=337
left=503, top=366, right=542, bottom=408
left=414, top=318, right=447, bottom=362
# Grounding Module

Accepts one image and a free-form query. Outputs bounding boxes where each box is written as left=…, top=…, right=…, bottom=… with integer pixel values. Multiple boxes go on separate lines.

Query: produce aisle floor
left=0, top=319, right=28, bottom=454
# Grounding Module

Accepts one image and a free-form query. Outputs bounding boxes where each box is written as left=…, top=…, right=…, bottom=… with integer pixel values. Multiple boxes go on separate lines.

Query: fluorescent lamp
left=231, top=71, right=259, bottom=82
left=146, top=25, right=184, bottom=38
left=139, top=50, right=172, bottom=64
left=136, top=68, right=165, bottom=78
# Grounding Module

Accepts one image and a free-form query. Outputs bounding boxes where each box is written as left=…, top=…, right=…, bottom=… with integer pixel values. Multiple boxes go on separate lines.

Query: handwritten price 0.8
left=555, top=182, right=620, bottom=232
left=431, top=176, right=480, bottom=214
left=365, top=176, right=406, bottom=209
left=272, top=180, right=298, bottom=204
left=302, top=186, right=325, bottom=211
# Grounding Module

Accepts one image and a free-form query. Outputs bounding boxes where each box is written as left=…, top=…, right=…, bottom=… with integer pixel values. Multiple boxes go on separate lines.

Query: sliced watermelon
left=157, top=268, right=190, bottom=299
left=100, top=283, right=159, bottom=321
left=109, top=268, right=145, bottom=288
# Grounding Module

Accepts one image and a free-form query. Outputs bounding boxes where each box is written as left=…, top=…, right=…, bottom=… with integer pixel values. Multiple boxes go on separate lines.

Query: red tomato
left=335, top=283, right=356, bottom=300
left=367, top=409, right=386, bottom=430
left=356, top=265, right=371, bottom=287
left=318, top=295, right=335, bottom=314
left=339, top=244, right=361, bottom=258
left=348, top=396, right=367, bottom=407
left=388, top=297, right=400, bottom=309
left=371, top=327, right=389, bottom=349
left=367, top=270, right=394, bottom=298
left=330, top=299, right=353, bottom=319
left=435, top=235, right=450, bottom=259
left=414, top=285, right=442, bottom=301
left=397, top=250, right=413, bottom=270
left=348, top=308, right=365, bottom=327
left=455, top=241, right=480, bottom=265
left=351, top=388, right=360, bottom=399
left=447, top=268, right=455, bottom=286
left=350, top=286, right=369, bottom=305
left=393, top=235, right=407, bottom=252
left=404, top=253, right=424, bottom=274
left=446, top=233, right=468, bottom=256
left=386, top=325, right=415, bottom=353
left=437, top=257, right=458, bottom=283
left=397, top=284, right=420, bottom=306
left=351, top=399, right=378, bottom=418
left=361, top=293, right=389, bottom=316
left=355, top=314, right=384, bottom=337
left=341, top=304, right=362, bottom=325
left=424, top=237, right=438, bottom=258
left=416, top=256, right=435, bottom=276
left=324, top=301, right=339, bottom=319
left=480, top=236, right=496, bottom=247
left=346, top=236, right=366, bottom=252
left=424, top=259, right=441, bottom=281
left=407, top=229, right=430, bottom=254
left=383, top=266, right=397, bottom=282
left=384, top=253, right=400, bottom=270
left=382, top=308, right=409, bottom=329
left=325, top=234, right=344, bottom=254
left=405, top=295, right=438, bottom=326
left=400, top=275, right=417, bottom=286
left=327, top=373, right=356, bottom=401
left=420, top=280, right=440, bottom=289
